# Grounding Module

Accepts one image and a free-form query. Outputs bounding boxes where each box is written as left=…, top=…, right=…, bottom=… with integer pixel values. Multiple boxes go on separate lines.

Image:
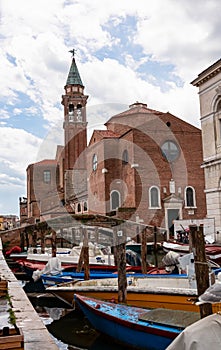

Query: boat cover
left=166, top=313, right=221, bottom=350
left=32, top=257, right=63, bottom=281
left=138, top=308, right=200, bottom=328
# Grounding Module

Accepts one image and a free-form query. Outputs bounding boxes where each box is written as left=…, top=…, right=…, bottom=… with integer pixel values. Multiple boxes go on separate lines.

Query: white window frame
left=184, top=186, right=196, bottom=208
left=110, top=190, right=121, bottom=211
left=149, top=186, right=161, bottom=209
left=122, top=149, right=129, bottom=164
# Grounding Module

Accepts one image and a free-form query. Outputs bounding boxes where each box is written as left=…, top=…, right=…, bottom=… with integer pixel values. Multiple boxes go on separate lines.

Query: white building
left=191, top=59, right=221, bottom=242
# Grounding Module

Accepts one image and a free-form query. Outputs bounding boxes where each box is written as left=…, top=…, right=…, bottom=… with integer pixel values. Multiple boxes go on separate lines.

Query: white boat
left=26, top=242, right=115, bottom=266
left=46, top=273, right=200, bottom=311
left=162, top=241, right=221, bottom=265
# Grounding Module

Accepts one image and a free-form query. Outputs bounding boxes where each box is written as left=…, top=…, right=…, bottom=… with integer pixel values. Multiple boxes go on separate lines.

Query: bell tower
left=62, top=50, right=88, bottom=205
left=62, top=49, right=88, bottom=171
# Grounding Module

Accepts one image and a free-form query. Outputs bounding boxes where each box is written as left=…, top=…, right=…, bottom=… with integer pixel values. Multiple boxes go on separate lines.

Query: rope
left=194, top=261, right=209, bottom=265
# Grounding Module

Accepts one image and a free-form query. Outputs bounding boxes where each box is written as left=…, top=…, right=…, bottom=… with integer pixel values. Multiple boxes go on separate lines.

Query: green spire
left=66, top=49, right=83, bottom=86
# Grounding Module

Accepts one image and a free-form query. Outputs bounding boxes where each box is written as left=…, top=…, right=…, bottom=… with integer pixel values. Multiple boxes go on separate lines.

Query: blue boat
left=74, top=294, right=200, bottom=350
left=41, top=271, right=155, bottom=286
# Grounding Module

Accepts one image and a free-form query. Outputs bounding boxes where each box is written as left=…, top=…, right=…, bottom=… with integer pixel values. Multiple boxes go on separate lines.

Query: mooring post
left=40, top=227, right=45, bottom=254
left=83, top=227, right=90, bottom=280
left=25, top=230, right=29, bottom=250
left=116, top=227, right=127, bottom=303
left=32, top=229, right=37, bottom=253
left=112, top=227, right=118, bottom=266
left=76, top=227, right=85, bottom=273
left=153, top=226, right=158, bottom=267
left=190, top=224, right=212, bottom=318
left=20, top=231, right=24, bottom=252
left=51, top=229, right=57, bottom=257
left=141, top=227, right=147, bottom=274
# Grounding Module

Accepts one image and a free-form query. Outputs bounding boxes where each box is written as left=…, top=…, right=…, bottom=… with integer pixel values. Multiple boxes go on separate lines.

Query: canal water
left=38, top=306, right=130, bottom=350
left=31, top=250, right=166, bottom=349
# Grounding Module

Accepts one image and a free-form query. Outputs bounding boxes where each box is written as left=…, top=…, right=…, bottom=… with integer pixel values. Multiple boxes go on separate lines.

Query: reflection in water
left=38, top=306, right=128, bottom=350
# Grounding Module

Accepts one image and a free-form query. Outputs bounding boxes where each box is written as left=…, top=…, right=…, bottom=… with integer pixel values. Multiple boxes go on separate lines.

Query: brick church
left=20, top=51, right=207, bottom=236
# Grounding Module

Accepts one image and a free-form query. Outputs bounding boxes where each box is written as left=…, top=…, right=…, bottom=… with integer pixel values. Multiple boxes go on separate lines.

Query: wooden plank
left=0, top=342, right=23, bottom=349
left=138, top=308, right=200, bottom=329
left=0, top=335, right=23, bottom=343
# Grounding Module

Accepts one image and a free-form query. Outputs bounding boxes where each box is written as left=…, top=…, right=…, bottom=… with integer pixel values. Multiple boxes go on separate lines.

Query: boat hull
left=47, top=275, right=221, bottom=313
left=52, top=288, right=198, bottom=311
left=75, top=295, right=183, bottom=350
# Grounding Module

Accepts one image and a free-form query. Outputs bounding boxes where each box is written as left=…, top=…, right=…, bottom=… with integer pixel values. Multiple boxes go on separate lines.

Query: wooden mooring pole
left=141, top=227, right=148, bottom=274
left=153, top=226, right=158, bottom=267
left=190, top=224, right=213, bottom=318
left=115, top=227, right=127, bottom=303
left=76, top=227, right=90, bottom=280
left=51, top=229, right=57, bottom=257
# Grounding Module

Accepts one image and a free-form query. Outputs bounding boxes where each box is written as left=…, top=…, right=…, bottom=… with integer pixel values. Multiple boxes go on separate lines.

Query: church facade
left=21, top=52, right=207, bottom=236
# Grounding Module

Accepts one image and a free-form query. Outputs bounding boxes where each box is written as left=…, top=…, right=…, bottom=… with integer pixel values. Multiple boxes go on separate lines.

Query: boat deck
left=139, top=308, right=200, bottom=328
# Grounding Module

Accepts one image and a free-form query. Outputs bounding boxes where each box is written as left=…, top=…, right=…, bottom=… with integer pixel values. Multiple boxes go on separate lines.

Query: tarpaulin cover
left=166, top=313, right=221, bottom=350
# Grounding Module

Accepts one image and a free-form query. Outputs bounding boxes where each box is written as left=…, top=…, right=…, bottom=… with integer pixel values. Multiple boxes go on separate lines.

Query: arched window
left=92, top=154, right=98, bottom=171
left=149, top=186, right=161, bottom=208
left=110, top=190, right=121, bottom=211
left=122, top=149, right=129, bottom=164
left=69, top=103, right=74, bottom=121
left=76, top=104, right=82, bottom=121
left=214, top=98, right=221, bottom=145
left=77, top=203, right=82, bottom=213
left=217, top=100, right=221, bottom=112
left=185, top=186, right=196, bottom=207
left=83, top=201, right=88, bottom=212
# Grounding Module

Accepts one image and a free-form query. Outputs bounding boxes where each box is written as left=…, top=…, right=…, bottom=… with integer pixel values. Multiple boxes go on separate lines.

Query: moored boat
left=47, top=274, right=201, bottom=311
left=74, top=294, right=200, bottom=350
left=41, top=270, right=166, bottom=286
left=162, top=241, right=221, bottom=265
left=16, top=258, right=144, bottom=279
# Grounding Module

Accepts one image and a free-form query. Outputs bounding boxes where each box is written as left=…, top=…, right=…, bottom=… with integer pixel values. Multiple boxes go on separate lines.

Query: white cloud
left=0, top=0, right=220, bottom=215
left=0, top=127, right=42, bottom=175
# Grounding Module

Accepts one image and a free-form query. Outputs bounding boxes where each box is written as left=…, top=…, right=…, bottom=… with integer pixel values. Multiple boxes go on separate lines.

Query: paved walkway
left=0, top=240, right=59, bottom=349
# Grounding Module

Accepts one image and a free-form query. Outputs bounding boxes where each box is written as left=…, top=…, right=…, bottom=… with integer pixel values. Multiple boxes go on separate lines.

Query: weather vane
left=69, top=48, right=76, bottom=57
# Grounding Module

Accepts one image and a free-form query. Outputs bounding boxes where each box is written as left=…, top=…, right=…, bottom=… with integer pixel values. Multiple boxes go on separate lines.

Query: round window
left=161, top=141, right=179, bottom=162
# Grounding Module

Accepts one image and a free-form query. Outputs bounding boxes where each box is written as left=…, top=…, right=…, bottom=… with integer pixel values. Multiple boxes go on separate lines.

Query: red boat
left=16, top=259, right=147, bottom=278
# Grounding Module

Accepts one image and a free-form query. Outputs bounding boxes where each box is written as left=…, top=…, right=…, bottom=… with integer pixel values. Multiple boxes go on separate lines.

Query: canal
left=34, top=302, right=129, bottom=349
left=24, top=250, right=166, bottom=349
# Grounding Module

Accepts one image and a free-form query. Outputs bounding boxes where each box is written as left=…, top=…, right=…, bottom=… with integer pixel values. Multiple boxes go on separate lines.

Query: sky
left=0, top=0, right=221, bottom=217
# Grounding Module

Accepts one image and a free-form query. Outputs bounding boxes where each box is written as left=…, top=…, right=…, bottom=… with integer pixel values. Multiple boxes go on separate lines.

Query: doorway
left=167, top=209, right=179, bottom=236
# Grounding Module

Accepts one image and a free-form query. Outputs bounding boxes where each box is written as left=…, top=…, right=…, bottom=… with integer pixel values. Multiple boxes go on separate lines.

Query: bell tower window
left=76, top=104, right=82, bottom=121
left=69, top=103, right=74, bottom=121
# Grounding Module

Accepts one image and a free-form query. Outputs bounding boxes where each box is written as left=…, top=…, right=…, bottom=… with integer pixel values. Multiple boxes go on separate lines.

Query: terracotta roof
left=106, top=102, right=163, bottom=124
left=34, top=159, right=58, bottom=166
left=93, top=130, right=120, bottom=138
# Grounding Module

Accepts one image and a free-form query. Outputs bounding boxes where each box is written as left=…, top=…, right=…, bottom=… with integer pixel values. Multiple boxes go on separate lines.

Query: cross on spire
left=69, top=48, right=76, bottom=57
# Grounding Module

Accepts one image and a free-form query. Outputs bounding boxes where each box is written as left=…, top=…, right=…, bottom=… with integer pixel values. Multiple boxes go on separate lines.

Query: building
left=21, top=51, right=207, bottom=236
left=0, top=215, right=19, bottom=230
left=191, top=58, right=221, bottom=242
